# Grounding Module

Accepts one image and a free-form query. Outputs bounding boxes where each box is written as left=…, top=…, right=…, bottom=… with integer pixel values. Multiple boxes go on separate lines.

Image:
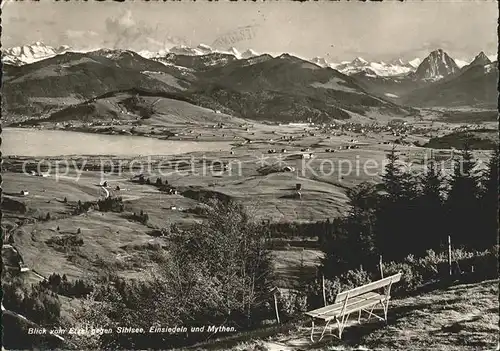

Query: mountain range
left=4, top=42, right=496, bottom=79
left=2, top=42, right=497, bottom=124
left=2, top=46, right=414, bottom=123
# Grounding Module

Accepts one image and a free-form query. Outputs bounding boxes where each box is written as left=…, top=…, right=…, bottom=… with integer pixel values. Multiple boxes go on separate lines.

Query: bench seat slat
left=305, top=292, right=381, bottom=319
left=310, top=293, right=387, bottom=322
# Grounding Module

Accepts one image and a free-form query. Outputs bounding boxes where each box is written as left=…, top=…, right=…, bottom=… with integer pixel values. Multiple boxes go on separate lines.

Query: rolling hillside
left=34, top=89, right=247, bottom=126
left=190, top=54, right=414, bottom=122
left=3, top=49, right=415, bottom=124
left=2, top=50, right=193, bottom=119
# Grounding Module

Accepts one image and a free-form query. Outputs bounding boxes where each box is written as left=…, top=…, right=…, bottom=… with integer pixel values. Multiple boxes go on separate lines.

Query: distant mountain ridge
left=2, top=43, right=495, bottom=123
left=401, top=59, right=498, bottom=108
left=4, top=42, right=493, bottom=81
left=2, top=47, right=414, bottom=124
left=2, top=42, right=70, bottom=65
left=346, top=49, right=497, bottom=109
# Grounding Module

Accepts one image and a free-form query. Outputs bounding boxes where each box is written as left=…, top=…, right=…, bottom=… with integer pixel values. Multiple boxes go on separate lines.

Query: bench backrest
left=334, top=272, right=402, bottom=304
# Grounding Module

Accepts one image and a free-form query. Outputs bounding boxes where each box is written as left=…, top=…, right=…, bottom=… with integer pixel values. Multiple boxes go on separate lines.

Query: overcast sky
left=2, top=0, right=497, bottom=62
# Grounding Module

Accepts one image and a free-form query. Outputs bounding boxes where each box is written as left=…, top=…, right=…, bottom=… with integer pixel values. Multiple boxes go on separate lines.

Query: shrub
left=278, top=290, right=308, bottom=320
left=46, top=235, right=84, bottom=251
left=130, top=210, right=149, bottom=225
left=304, top=267, right=372, bottom=310
left=97, top=197, right=124, bottom=212
left=74, top=200, right=95, bottom=215
left=41, top=273, right=94, bottom=298
left=383, top=261, right=423, bottom=293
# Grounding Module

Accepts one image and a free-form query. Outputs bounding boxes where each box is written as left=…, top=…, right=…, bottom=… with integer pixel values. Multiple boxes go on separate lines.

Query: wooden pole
left=322, top=275, right=327, bottom=307
left=448, top=235, right=452, bottom=276
left=379, top=255, right=384, bottom=279
left=273, top=292, right=280, bottom=324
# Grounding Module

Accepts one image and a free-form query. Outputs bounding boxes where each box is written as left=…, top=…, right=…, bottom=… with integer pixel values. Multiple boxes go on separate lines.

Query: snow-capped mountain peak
left=170, top=45, right=200, bottom=56
left=390, top=58, right=406, bottom=66
left=331, top=56, right=414, bottom=77
left=408, top=58, right=422, bottom=69
left=225, top=47, right=241, bottom=58
left=352, top=57, right=368, bottom=65
left=138, top=45, right=256, bottom=60
left=241, top=49, right=259, bottom=59
left=2, top=41, right=70, bottom=65
left=197, top=44, right=213, bottom=52
left=310, top=57, right=329, bottom=67
left=138, top=49, right=166, bottom=59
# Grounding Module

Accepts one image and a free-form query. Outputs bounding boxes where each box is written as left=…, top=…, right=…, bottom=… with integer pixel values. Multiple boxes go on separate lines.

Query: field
left=1, top=115, right=497, bottom=350
left=2, top=116, right=495, bottom=289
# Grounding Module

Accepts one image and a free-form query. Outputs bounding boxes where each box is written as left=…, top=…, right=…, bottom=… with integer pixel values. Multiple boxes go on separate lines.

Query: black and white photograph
left=1, top=1, right=499, bottom=350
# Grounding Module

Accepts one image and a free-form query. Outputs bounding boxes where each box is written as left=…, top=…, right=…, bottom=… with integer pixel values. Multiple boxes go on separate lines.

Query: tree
left=72, top=199, right=276, bottom=349
left=376, top=148, right=419, bottom=260
left=414, top=156, right=446, bottom=253
left=445, top=144, right=482, bottom=249
left=167, top=198, right=275, bottom=328
left=321, top=182, right=378, bottom=277
left=381, top=148, right=417, bottom=201
left=478, top=147, right=499, bottom=249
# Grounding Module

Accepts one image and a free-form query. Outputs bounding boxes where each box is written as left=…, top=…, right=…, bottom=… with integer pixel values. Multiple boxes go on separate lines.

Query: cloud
left=65, top=30, right=99, bottom=40
left=101, top=9, right=188, bottom=51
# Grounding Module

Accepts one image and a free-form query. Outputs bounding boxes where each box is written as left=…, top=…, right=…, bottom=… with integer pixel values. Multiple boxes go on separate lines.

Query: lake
left=2, top=128, right=232, bottom=157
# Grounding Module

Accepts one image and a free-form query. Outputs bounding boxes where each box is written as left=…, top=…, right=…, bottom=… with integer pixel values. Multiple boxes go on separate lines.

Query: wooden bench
left=305, top=272, right=402, bottom=342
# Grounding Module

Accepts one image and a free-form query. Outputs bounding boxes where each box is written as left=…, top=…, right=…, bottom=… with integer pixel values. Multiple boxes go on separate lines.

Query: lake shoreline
left=2, top=128, right=233, bottom=157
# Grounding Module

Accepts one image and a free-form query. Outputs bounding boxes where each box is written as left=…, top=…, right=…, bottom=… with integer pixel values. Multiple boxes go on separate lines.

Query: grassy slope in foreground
left=192, top=279, right=499, bottom=351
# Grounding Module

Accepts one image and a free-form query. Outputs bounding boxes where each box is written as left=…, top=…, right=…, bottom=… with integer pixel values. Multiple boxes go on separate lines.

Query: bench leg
left=319, top=320, right=331, bottom=341
left=361, top=303, right=385, bottom=322
left=310, top=319, right=331, bottom=342
left=383, top=299, right=390, bottom=324
left=336, top=312, right=351, bottom=339
left=310, top=319, right=315, bottom=342
left=358, top=309, right=362, bottom=323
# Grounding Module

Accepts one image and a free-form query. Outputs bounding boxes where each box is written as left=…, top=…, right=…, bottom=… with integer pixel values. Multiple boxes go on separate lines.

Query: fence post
left=322, top=275, right=327, bottom=307
left=273, top=292, right=280, bottom=324
left=448, top=235, right=452, bottom=276
left=379, top=255, right=384, bottom=279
